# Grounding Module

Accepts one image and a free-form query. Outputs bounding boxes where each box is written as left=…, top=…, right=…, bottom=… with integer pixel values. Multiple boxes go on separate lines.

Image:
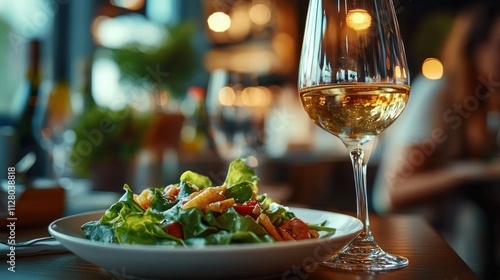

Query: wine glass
left=33, top=80, right=79, bottom=182
left=206, top=69, right=269, bottom=167
left=298, top=0, right=410, bottom=271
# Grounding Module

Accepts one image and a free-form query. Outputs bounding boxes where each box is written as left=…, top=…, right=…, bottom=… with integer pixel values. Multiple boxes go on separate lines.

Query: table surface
left=0, top=214, right=478, bottom=280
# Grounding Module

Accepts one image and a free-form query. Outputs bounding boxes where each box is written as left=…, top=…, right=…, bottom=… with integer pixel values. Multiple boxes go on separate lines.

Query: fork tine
left=1, top=236, right=56, bottom=247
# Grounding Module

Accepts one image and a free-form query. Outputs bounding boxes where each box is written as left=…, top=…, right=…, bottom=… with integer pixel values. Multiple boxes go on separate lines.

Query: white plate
left=49, top=208, right=362, bottom=279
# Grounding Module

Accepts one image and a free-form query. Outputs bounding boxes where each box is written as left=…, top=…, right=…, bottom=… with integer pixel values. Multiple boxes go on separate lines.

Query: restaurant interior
left=0, top=0, right=499, bottom=279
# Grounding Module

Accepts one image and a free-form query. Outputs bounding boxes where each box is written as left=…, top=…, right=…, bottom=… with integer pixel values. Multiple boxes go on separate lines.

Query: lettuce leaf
left=162, top=206, right=272, bottom=244
left=83, top=185, right=182, bottom=245
left=81, top=221, right=116, bottom=243
left=180, top=171, right=212, bottom=189
left=204, top=207, right=267, bottom=235
left=184, top=208, right=274, bottom=245
left=150, top=187, right=176, bottom=212
left=224, top=158, right=259, bottom=193
left=177, top=181, right=197, bottom=200
left=99, top=184, right=144, bottom=225
left=308, top=224, right=336, bottom=235
left=171, top=206, right=218, bottom=238
left=224, top=182, right=253, bottom=203
left=264, top=202, right=295, bottom=226
left=113, top=209, right=181, bottom=245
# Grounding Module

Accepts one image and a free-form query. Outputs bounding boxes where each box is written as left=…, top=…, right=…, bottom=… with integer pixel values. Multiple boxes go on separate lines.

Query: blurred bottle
left=14, top=40, right=47, bottom=177
left=76, top=56, right=96, bottom=111
left=180, top=86, right=208, bottom=154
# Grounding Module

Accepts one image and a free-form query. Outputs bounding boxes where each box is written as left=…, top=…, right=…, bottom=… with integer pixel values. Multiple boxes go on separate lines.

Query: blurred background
left=0, top=0, right=499, bottom=279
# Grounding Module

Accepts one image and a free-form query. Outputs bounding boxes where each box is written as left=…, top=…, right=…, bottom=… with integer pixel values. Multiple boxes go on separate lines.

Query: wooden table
left=0, top=214, right=477, bottom=280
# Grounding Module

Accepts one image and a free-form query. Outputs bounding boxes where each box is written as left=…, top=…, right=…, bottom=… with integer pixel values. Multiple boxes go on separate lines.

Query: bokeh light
left=346, top=9, right=372, bottom=30
left=422, top=58, right=443, bottom=80
left=249, top=4, right=271, bottom=25
left=395, top=65, right=402, bottom=78
left=207, top=12, right=231, bottom=33
left=218, top=86, right=236, bottom=106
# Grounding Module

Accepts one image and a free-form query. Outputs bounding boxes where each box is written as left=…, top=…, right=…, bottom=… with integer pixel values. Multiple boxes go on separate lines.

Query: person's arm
left=381, top=145, right=499, bottom=210
left=372, top=75, right=492, bottom=212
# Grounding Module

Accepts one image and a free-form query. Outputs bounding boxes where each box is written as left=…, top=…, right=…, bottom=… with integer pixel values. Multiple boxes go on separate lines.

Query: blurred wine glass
left=206, top=69, right=271, bottom=167
left=33, top=80, right=80, bottom=182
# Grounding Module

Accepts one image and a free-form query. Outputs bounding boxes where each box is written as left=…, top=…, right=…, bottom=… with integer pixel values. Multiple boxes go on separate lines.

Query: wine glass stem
left=347, top=145, right=373, bottom=241
left=323, top=144, right=409, bottom=271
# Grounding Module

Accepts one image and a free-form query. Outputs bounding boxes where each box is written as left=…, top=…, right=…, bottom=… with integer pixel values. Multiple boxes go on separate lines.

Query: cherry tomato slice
left=233, top=200, right=260, bottom=219
left=165, top=222, right=184, bottom=239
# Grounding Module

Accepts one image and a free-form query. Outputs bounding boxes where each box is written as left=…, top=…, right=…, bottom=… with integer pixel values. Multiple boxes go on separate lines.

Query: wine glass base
left=323, top=236, right=409, bottom=271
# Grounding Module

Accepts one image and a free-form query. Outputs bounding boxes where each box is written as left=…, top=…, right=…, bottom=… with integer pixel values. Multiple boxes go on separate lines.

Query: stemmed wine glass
left=206, top=69, right=269, bottom=166
left=298, top=0, right=410, bottom=271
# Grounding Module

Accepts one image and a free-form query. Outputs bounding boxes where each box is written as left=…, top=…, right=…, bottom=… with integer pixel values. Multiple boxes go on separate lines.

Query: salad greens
left=82, top=158, right=335, bottom=246
left=224, top=182, right=254, bottom=203
left=180, top=171, right=212, bottom=189
left=224, top=159, right=259, bottom=192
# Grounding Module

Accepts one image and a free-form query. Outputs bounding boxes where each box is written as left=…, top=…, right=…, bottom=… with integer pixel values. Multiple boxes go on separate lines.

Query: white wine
left=299, top=84, right=410, bottom=144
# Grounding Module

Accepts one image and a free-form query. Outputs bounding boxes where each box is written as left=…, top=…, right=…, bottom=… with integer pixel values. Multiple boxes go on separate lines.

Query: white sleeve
left=372, top=75, right=445, bottom=213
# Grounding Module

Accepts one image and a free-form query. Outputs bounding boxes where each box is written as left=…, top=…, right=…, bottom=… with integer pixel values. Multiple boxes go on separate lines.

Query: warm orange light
left=395, top=65, right=402, bottom=78
left=346, top=9, right=372, bottom=30
left=249, top=4, right=271, bottom=25
left=259, top=86, right=273, bottom=107
left=422, top=58, right=443, bottom=80
left=241, top=86, right=272, bottom=107
left=218, top=86, right=236, bottom=106
left=241, top=87, right=261, bottom=107
left=273, top=32, right=294, bottom=56
left=228, top=5, right=252, bottom=40
left=208, top=12, right=231, bottom=33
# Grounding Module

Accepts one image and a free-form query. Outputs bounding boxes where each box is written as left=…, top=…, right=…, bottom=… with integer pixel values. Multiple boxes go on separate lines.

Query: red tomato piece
left=165, top=222, right=184, bottom=239
left=278, top=218, right=310, bottom=240
left=233, top=200, right=260, bottom=219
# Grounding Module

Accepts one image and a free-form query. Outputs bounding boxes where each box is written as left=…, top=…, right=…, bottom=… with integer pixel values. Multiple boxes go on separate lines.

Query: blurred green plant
left=112, top=22, right=196, bottom=100
left=70, top=106, right=151, bottom=176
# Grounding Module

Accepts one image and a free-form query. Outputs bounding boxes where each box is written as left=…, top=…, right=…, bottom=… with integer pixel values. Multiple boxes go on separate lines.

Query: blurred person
left=373, top=2, right=500, bottom=278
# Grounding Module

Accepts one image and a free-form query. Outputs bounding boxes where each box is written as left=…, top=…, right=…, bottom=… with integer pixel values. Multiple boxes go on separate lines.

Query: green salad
left=82, top=158, right=335, bottom=246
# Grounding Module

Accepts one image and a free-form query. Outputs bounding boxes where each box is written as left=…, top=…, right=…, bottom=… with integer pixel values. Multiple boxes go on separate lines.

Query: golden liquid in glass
left=299, top=84, right=410, bottom=144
